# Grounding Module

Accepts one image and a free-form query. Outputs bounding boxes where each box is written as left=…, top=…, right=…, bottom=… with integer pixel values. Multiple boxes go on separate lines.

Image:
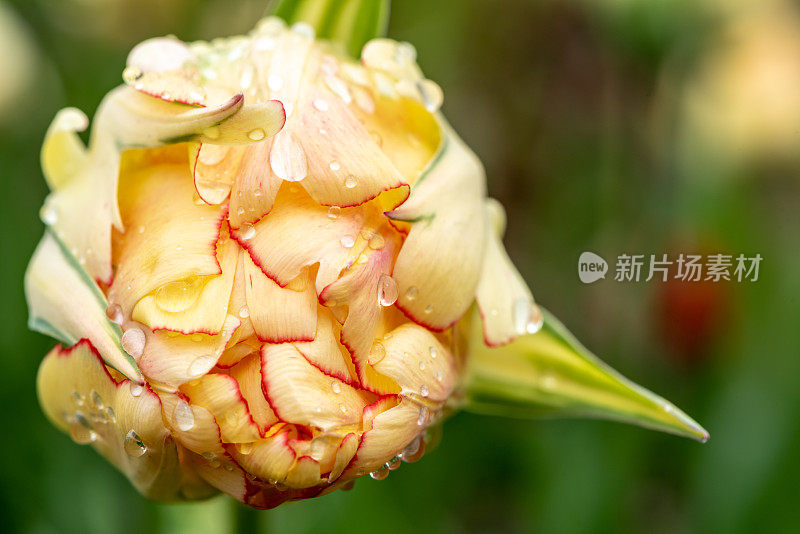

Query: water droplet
left=313, top=99, right=329, bottom=112
left=191, top=333, right=204, bottom=342
left=416, top=79, right=443, bottom=112
left=405, top=286, right=419, bottom=301
left=187, top=354, right=216, bottom=379
left=105, top=407, right=116, bottom=424
left=512, top=299, right=543, bottom=335
left=339, top=404, right=347, bottom=414
left=248, top=128, right=266, bottom=141
left=424, top=304, right=434, bottom=314
left=417, top=406, right=428, bottom=426
left=130, top=383, right=143, bottom=397
left=340, top=234, right=355, bottom=248
left=429, top=346, right=437, bottom=359
left=155, top=276, right=203, bottom=313
left=173, top=399, right=195, bottom=431
left=329, top=160, right=341, bottom=171
left=39, top=201, right=58, bottom=226
left=90, top=390, right=103, bottom=410
left=327, top=206, right=341, bottom=219
left=386, top=455, right=402, bottom=471
left=122, top=66, right=143, bottom=84
left=344, top=176, right=357, bottom=189
left=368, top=233, right=385, bottom=250
left=331, top=381, right=342, bottom=394
left=267, top=74, right=284, bottom=92
left=71, top=391, right=85, bottom=406
left=419, top=361, right=426, bottom=371
left=370, top=465, right=389, bottom=480
left=270, top=131, right=308, bottom=182
left=378, top=274, right=398, bottom=307
left=69, top=412, right=97, bottom=444
left=124, top=430, right=147, bottom=457
left=105, top=304, right=123, bottom=325
left=400, top=436, right=421, bottom=461
left=434, top=370, right=443, bottom=382
left=236, top=442, right=254, bottom=455
left=324, top=75, right=352, bottom=103
left=368, top=342, right=386, bottom=365
left=420, top=384, right=429, bottom=397
left=122, top=328, right=146, bottom=359
left=238, top=305, right=250, bottom=319
left=240, top=222, right=256, bottom=240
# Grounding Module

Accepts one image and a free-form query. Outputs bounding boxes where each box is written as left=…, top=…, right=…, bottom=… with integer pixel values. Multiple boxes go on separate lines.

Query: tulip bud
left=28, top=7, right=706, bottom=509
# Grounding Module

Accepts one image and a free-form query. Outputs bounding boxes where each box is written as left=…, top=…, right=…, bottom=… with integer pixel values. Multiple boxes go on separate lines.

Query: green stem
left=153, top=496, right=237, bottom=534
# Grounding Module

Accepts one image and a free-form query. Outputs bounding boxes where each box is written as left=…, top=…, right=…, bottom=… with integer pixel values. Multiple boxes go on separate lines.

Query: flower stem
left=153, top=496, right=237, bottom=534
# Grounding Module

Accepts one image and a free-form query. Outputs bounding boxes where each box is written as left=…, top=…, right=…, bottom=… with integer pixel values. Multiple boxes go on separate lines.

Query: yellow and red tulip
left=27, top=1, right=707, bottom=509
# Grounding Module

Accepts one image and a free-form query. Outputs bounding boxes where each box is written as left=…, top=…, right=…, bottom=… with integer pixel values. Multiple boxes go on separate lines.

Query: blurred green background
left=2, top=0, right=799, bottom=532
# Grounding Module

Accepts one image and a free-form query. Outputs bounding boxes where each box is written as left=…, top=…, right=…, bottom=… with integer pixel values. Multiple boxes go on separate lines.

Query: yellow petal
left=283, top=456, right=321, bottom=489
left=231, top=427, right=297, bottom=483
left=41, top=107, right=89, bottom=190
left=182, top=374, right=261, bottom=443
left=474, top=198, right=538, bottom=346
left=388, top=127, right=487, bottom=330
left=261, top=344, right=370, bottom=429
left=244, top=253, right=317, bottom=343
left=36, top=341, right=193, bottom=499
left=228, top=352, right=279, bottom=432
left=228, top=140, right=282, bottom=227
left=328, top=432, right=359, bottom=482
left=25, top=232, right=141, bottom=381
left=293, top=308, right=358, bottom=386
left=159, top=391, right=226, bottom=456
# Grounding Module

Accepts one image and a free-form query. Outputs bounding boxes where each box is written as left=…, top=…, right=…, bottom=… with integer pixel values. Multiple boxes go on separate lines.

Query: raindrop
left=105, top=304, right=123, bottom=325
left=429, top=346, right=437, bottom=358
left=405, top=286, right=419, bottom=301
left=386, top=455, right=402, bottom=471
left=344, top=176, right=357, bottom=189
left=368, top=342, right=386, bottom=365
left=324, top=75, right=352, bottom=103
left=313, top=99, right=329, bottom=112
left=130, top=383, right=143, bottom=397
left=434, top=370, right=443, bottom=382
left=329, top=160, right=341, bottom=171
left=377, top=274, right=398, bottom=307
left=122, top=66, right=143, bottom=84
left=238, top=305, right=250, bottom=319
left=400, top=436, right=421, bottom=461
left=327, top=206, right=341, bottom=219
left=71, top=391, right=85, bottom=406
left=417, top=406, right=428, bottom=426
left=270, top=131, right=308, bottom=182
left=331, top=381, right=342, bottom=394
left=340, top=234, right=355, bottom=248
left=419, top=361, right=426, bottom=371
left=240, top=222, right=256, bottom=240
left=367, top=233, right=384, bottom=250
left=416, top=79, right=443, bottom=112
left=512, top=299, right=543, bottom=335
left=236, top=442, right=254, bottom=455
left=69, top=412, right=97, bottom=444
left=248, top=128, right=266, bottom=141
left=124, top=430, right=147, bottom=457
left=370, top=465, right=389, bottom=480
left=339, top=404, right=347, bottom=414
left=122, top=328, right=146, bottom=359
left=424, top=304, right=434, bottom=314
left=90, top=390, right=103, bottom=410
left=173, top=399, right=195, bottom=431
left=187, top=355, right=216, bottom=379
left=39, top=202, right=58, bottom=226
left=155, top=276, right=203, bottom=313
left=420, top=385, right=429, bottom=398
left=105, top=407, right=116, bottom=424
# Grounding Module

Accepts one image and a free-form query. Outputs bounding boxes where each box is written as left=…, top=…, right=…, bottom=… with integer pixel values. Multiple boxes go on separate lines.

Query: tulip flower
left=27, top=0, right=707, bottom=510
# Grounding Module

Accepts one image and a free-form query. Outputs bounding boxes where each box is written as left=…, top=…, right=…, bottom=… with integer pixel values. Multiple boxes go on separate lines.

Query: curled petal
left=36, top=341, right=197, bottom=499
left=229, top=353, right=278, bottom=432
left=182, top=374, right=261, bottom=443
left=228, top=140, right=282, bottom=227
left=25, top=232, right=141, bottom=381
left=388, top=127, right=487, bottom=330
left=41, top=107, right=89, bottom=190
left=293, top=308, right=357, bottom=386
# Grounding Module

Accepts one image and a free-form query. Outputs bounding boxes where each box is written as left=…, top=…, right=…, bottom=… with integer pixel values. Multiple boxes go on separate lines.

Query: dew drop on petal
left=267, top=74, right=284, bottom=92
left=313, top=99, right=329, bottom=112
left=130, top=383, right=143, bottom=397
left=324, top=75, right=352, bottom=103
left=370, top=465, right=389, bottom=480
left=240, top=222, right=256, bottom=240
left=420, top=384, right=429, bottom=398
left=69, top=412, right=97, bottom=444
left=238, top=305, right=250, bottom=319
left=368, top=233, right=385, bottom=250
left=513, top=298, right=543, bottom=335
left=400, top=436, right=421, bottom=461
left=340, top=234, right=355, bottom=248
left=173, top=399, right=195, bottom=431
left=428, top=346, right=437, bottom=359
left=187, top=354, right=216, bottom=379
left=329, top=160, right=341, bottom=171
left=105, top=303, right=124, bottom=325
left=419, top=361, right=426, bottom=371
left=417, top=406, right=429, bottom=426
left=124, top=430, right=147, bottom=457
left=434, top=370, right=443, bottom=382
left=344, top=176, right=357, bottom=189
left=155, top=276, right=202, bottom=313
left=72, top=390, right=85, bottom=406
left=368, top=342, right=386, bottom=365
left=122, top=328, right=146, bottom=359
left=236, top=442, right=254, bottom=455
left=327, top=206, right=341, bottom=219
left=122, top=66, right=143, bottom=84
left=90, top=390, right=103, bottom=410
left=405, top=286, right=418, bottom=301
left=424, top=304, right=434, bottom=314
left=331, top=381, right=342, bottom=394
left=248, top=128, right=266, bottom=141
left=377, top=274, right=398, bottom=307
left=339, top=404, right=347, bottom=414
left=386, top=455, right=402, bottom=471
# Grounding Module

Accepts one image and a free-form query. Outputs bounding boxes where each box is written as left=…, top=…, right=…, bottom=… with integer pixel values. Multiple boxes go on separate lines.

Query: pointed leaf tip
left=463, top=308, right=709, bottom=442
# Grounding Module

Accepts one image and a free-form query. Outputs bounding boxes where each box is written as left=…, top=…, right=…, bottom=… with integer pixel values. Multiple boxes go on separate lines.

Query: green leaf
left=462, top=308, right=709, bottom=442
left=269, top=0, right=390, bottom=57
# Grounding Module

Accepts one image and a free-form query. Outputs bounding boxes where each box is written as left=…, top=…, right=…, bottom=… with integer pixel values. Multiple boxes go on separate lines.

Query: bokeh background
left=1, top=0, right=799, bottom=532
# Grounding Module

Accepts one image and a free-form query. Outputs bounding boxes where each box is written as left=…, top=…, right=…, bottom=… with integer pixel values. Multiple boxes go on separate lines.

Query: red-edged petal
left=182, top=374, right=261, bottom=443
left=228, top=352, right=278, bottom=432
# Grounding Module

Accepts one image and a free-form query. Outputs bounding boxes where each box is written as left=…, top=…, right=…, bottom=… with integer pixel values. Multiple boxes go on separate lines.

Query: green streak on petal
left=270, top=0, right=390, bottom=57
left=462, top=308, right=709, bottom=442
